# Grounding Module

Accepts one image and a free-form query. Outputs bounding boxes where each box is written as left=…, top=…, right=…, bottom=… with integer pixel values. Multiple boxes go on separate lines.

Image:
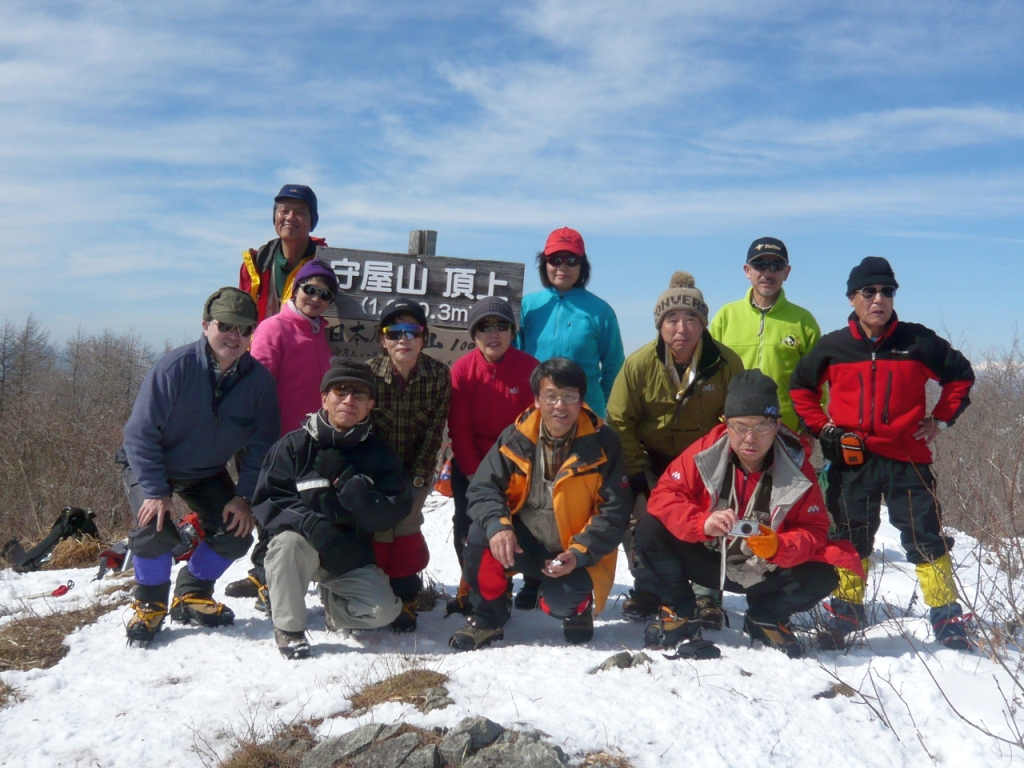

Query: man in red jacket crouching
left=636, top=369, right=862, bottom=659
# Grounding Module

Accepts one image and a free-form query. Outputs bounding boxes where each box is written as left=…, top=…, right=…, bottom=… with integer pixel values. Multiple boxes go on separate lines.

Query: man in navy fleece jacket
left=119, top=287, right=279, bottom=645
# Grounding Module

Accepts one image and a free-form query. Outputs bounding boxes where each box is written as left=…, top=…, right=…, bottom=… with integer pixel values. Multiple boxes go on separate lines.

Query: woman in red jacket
left=446, top=297, right=538, bottom=611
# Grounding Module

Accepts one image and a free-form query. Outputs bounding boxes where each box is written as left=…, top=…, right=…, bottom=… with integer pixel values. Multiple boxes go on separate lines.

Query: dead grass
left=0, top=602, right=116, bottom=672
left=0, top=678, right=20, bottom=708
left=348, top=668, right=449, bottom=716
left=193, top=719, right=316, bottom=768
left=44, top=535, right=106, bottom=570
left=412, top=573, right=447, bottom=613
left=577, top=750, right=635, bottom=768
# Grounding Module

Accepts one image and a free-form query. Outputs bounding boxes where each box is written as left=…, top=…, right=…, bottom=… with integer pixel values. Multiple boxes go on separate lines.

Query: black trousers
left=827, top=453, right=953, bottom=564
left=121, top=463, right=252, bottom=564
left=451, top=459, right=472, bottom=566
left=462, top=517, right=593, bottom=629
left=634, top=515, right=837, bottom=625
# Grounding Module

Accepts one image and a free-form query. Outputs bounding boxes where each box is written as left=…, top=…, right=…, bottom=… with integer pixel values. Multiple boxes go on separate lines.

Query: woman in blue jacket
left=517, top=227, right=625, bottom=420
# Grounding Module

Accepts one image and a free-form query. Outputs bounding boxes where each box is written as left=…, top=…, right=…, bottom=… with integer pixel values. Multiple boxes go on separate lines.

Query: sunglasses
left=547, top=254, right=582, bottom=268
left=330, top=384, right=370, bottom=401
left=382, top=323, right=425, bottom=341
left=748, top=259, right=787, bottom=273
left=300, top=283, right=335, bottom=302
left=476, top=322, right=512, bottom=334
left=855, top=286, right=896, bottom=299
left=213, top=321, right=255, bottom=337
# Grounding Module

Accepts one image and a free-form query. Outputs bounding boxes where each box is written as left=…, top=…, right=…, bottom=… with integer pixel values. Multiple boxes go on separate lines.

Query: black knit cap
left=724, top=369, right=781, bottom=419
left=466, top=296, right=516, bottom=336
left=847, top=256, right=899, bottom=295
left=320, top=358, right=377, bottom=399
left=379, top=298, right=428, bottom=329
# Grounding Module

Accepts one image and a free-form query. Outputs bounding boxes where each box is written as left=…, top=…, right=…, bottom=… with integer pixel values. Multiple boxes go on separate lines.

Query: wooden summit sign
left=317, top=234, right=526, bottom=367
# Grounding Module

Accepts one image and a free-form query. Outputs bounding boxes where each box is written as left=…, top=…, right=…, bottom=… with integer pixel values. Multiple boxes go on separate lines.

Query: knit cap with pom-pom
left=653, top=271, right=709, bottom=328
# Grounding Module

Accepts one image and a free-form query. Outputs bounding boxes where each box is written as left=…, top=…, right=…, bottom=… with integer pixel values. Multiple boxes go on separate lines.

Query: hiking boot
left=514, top=577, right=541, bottom=610
left=931, top=603, right=972, bottom=651
left=391, top=601, right=418, bottom=633
left=445, top=580, right=474, bottom=617
left=563, top=596, right=594, bottom=645
left=224, top=573, right=262, bottom=598
left=254, top=581, right=271, bottom=614
left=449, top=618, right=504, bottom=652
left=169, top=592, right=235, bottom=627
left=818, top=599, right=866, bottom=651
left=621, top=588, right=660, bottom=621
left=744, top=615, right=802, bottom=659
left=126, top=601, right=167, bottom=646
left=644, top=606, right=703, bottom=648
left=696, top=594, right=727, bottom=631
left=275, top=628, right=311, bottom=660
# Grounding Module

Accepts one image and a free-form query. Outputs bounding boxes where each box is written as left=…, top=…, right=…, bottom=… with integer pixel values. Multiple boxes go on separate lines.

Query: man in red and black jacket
left=789, top=257, right=974, bottom=651
left=239, top=184, right=328, bottom=324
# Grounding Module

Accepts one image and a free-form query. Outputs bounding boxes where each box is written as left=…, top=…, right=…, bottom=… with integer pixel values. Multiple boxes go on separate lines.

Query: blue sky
left=3, top=1, right=1022, bottom=357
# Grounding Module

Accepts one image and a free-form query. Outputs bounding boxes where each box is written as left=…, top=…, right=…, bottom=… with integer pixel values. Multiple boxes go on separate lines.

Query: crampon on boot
left=696, top=594, right=728, bottom=631
left=224, top=573, right=262, bottom=598
left=620, top=588, right=659, bottom=621
left=125, top=601, right=168, bottom=647
left=449, top=618, right=504, bottom=652
left=170, top=591, right=235, bottom=627
left=644, top=606, right=720, bottom=659
left=817, top=598, right=866, bottom=651
left=931, top=603, right=973, bottom=651
left=391, top=600, right=418, bottom=633
left=744, top=615, right=803, bottom=659
left=275, top=628, right=311, bottom=660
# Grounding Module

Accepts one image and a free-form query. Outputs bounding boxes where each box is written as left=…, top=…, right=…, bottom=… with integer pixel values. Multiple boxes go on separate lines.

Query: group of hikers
left=117, top=183, right=975, bottom=661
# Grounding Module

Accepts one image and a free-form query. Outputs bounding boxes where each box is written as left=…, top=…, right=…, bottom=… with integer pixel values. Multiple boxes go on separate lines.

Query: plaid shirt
left=368, top=352, right=451, bottom=480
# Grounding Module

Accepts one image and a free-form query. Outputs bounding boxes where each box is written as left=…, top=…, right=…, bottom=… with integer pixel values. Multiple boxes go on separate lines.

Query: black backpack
left=1, top=507, right=100, bottom=573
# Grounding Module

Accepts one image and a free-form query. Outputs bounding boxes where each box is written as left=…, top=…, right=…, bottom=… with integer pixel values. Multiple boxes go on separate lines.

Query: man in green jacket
left=710, top=237, right=821, bottom=435
left=606, top=272, right=743, bottom=621
left=704, top=237, right=821, bottom=628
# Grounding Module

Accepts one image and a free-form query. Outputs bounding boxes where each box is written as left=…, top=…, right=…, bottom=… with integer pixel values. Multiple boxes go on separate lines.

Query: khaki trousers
left=265, top=531, right=402, bottom=633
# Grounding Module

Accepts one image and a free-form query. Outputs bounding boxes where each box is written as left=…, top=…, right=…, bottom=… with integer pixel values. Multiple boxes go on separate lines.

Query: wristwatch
left=413, top=476, right=426, bottom=488
left=239, top=494, right=252, bottom=504
left=935, top=419, right=948, bottom=432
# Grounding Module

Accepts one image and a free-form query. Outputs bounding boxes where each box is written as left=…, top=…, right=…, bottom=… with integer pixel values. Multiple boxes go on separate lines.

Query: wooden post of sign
left=408, top=230, right=437, bottom=257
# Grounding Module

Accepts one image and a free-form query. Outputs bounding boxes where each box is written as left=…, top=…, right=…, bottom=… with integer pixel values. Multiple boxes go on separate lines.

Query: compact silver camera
left=729, top=520, right=758, bottom=537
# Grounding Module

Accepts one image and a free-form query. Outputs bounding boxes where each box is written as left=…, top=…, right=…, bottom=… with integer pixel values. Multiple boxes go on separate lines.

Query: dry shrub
left=192, top=713, right=316, bottom=768
left=577, top=751, right=635, bottom=768
left=0, top=678, right=20, bottom=708
left=0, top=603, right=116, bottom=672
left=44, top=535, right=105, bottom=570
left=932, top=337, right=1024, bottom=543
left=413, top=572, right=447, bottom=613
left=348, top=668, right=449, bottom=716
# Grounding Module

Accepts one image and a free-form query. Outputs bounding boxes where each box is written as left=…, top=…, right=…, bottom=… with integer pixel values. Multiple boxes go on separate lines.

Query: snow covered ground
left=1, top=494, right=1022, bottom=767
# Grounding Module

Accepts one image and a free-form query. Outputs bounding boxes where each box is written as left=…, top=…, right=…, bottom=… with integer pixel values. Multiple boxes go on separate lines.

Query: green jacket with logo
left=710, top=288, right=820, bottom=432
left=606, top=330, right=743, bottom=479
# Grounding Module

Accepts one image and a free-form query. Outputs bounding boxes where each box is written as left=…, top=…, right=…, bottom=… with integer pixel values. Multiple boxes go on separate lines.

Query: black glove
left=819, top=425, right=844, bottom=465
left=313, top=449, right=350, bottom=485
left=300, top=514, right=349, bottom=574
left=337, top=473, right=376, bottom=513
left=629, top=472, right=651, bottom=499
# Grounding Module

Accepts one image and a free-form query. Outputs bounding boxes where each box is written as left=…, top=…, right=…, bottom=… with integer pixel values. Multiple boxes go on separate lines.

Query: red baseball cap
left=543, top=227, right=586, bottom=258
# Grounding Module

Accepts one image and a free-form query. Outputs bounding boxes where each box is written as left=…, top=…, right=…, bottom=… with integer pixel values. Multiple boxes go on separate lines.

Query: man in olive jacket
left=606, top=272, right=743, bottom=621
left=252, top=359, right=412, bottom=659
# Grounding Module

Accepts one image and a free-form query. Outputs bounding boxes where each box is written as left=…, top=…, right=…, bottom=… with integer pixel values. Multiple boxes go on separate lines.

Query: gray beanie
left=466, top=296, right=516, bottom=336
left=653, top=271, right=709, bottom=328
